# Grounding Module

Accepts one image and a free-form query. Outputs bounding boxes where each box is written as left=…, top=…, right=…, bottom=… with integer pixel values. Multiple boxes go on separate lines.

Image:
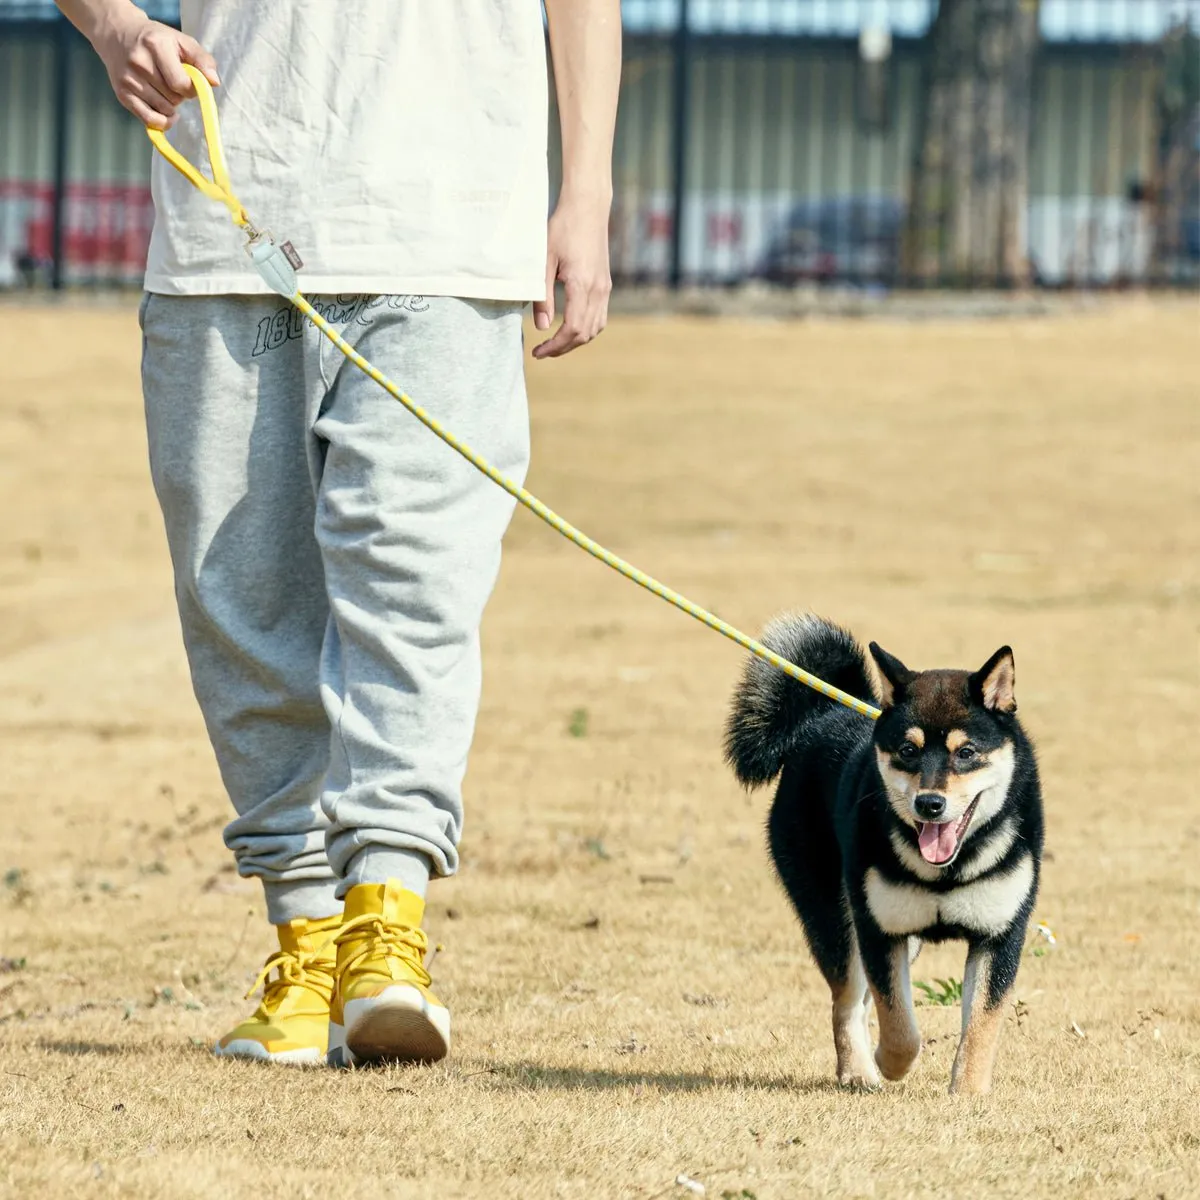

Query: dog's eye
left=955, top=745, right=978, bottom=763
left=896, top=742, right=920, bottom=763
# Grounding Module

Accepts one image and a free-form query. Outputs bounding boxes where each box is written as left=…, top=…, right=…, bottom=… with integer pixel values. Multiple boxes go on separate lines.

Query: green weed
left=913, top=977, right=963, bottom=1006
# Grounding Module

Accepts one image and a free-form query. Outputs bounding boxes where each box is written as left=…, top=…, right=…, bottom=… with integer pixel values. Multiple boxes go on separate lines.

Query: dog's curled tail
left=723, top=613, right=878, bottom=787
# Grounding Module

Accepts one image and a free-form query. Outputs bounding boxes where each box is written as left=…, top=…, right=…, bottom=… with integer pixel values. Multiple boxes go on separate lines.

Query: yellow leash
left=147, top=67, right=882, bottom=722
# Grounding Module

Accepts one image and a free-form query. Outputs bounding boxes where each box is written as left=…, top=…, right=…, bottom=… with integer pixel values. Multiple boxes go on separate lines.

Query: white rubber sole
left=328, top=985, right=451, bottom=1068
left=212, top=1038, right=326, bottom=1068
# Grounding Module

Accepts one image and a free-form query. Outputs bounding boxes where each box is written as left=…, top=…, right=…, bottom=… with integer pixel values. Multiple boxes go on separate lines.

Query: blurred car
left=755, top=196, right=905, bottom=285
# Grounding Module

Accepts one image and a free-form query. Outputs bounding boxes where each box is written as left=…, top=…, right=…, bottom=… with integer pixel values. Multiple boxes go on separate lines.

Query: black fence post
left=668, top=0, right=691, bottom=289
left=50, top=16, right=72, bottom=290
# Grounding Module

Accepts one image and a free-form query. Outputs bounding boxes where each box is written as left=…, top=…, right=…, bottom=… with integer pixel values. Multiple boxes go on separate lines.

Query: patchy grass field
left=1, top=300, right=1197, bottom=1199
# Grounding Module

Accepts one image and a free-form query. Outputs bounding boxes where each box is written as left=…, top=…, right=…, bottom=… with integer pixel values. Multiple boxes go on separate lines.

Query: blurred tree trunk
left=1149, top=25, right=1200, bottom=282
left=905, top=0, right=1039, bottom=285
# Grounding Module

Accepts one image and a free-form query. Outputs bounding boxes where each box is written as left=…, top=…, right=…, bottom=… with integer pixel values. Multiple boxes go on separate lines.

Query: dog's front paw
left=838, top=1061, right=883, bottom=1091
left=948, top=1071, right=993, bottom=1097
left=875, top=1036, right=921, bottom=1081
left=835, top=1051, right=883, bottom=1099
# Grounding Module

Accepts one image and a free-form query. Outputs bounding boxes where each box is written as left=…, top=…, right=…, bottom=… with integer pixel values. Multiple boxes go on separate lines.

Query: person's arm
left=534, top=0, right=621, bottom=359
left=56, top=0, right=218, bottom=130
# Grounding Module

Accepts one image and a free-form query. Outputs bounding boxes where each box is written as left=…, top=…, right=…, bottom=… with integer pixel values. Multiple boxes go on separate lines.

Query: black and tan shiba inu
left=725, top=614, right=1043, bottom=1095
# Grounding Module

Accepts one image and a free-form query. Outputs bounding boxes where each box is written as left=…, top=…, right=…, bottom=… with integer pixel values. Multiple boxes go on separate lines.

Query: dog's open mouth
left=916, top=796, right=981, bottom=866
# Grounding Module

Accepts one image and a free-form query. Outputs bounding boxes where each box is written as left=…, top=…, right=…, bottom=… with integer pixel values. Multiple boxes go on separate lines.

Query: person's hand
left=532, top=192, right=612, bottom=359
left=92, top=6, right=219, bottom=130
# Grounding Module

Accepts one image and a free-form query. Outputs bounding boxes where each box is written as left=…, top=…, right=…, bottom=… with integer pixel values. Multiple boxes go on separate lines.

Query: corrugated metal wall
left=0, top=27, right=154, bottom=285
left=0, top=8, right=1195, bottom=288
left=586, top=39, right=1169, bottom=284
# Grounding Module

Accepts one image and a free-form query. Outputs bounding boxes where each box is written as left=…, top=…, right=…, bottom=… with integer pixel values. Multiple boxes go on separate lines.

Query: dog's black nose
left=914, top=793, right=947, bottom=821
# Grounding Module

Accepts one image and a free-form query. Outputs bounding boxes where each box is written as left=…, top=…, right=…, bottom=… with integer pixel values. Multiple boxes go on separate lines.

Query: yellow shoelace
left=334, top=914, right=433, bottom=990
left=246, top=947, right=335, bottom=1006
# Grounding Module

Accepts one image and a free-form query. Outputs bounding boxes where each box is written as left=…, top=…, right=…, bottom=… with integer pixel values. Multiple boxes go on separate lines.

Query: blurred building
left=1, top=0, right=1197, bottom=288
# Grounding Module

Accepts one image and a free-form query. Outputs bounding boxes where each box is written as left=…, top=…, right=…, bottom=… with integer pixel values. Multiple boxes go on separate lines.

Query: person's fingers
left=118, top=73, right=180, bottom=127
left=533, top=277, right=589, bottom=359
left=119, top=88, right=177, bottom=130
left=118, top=31, right=220, bottom=130
left=591, top=279, right=612, bottom=340
left=532, top=326, right=575, bottom=359
left=178, top=34, right=220, bottom=87
left=125, top=42, right=184, bottom=105
left=143, top=34, right=195, bottom=98
left=533, top=252, right=557, bottom=332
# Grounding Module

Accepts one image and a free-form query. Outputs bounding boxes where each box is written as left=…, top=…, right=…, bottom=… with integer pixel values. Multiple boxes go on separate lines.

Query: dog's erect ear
left=868, top=642, right=915, bottom=709
left=970, top=646, right=1017, bottom=713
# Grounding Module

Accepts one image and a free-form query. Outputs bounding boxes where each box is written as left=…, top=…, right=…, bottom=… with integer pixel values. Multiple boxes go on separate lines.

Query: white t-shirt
left=144, top=0, right=549, bottom=300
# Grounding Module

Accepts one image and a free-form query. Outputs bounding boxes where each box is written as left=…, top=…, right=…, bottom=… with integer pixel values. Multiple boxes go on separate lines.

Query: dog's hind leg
left=768, top=777, right=878, bottom=1087
left=862, top=936, right=922, bottom=1082
left=949, top=928, right=1022, bottom=1095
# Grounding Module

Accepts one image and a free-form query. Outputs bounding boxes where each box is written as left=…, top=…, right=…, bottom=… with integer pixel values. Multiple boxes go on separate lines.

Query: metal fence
left=1, top=0, right=1198, bottom=290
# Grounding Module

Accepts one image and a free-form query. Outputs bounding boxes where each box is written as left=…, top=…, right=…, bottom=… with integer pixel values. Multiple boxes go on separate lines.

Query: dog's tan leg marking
left=832, top=944, right=881, bottom=1090
left=949, top=948, right=1006, bottom=1095
left=871, top=941, right=921, bottom=1081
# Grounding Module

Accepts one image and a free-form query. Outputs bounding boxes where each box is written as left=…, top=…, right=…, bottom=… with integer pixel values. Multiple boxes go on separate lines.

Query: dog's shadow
left=479, top=1061, right=840, bottom=1095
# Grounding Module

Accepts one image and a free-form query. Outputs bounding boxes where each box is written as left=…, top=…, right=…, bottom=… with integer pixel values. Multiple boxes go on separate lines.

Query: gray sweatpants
left=140, top=293, right=529, bottom=923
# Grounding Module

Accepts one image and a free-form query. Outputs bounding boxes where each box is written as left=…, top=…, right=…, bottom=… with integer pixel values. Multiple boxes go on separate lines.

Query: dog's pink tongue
left=918, top=822, right=958, bottom=864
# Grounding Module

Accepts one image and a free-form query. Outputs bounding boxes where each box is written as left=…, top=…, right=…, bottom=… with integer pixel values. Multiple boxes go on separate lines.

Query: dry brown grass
left=1, top=299, right=1197, bottom=1200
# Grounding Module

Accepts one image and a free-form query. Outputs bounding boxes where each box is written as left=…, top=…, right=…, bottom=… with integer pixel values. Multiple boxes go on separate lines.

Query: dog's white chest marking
left=864, top=871, right=938, bottom=933
left=864, top=855, right=1034, bottom=936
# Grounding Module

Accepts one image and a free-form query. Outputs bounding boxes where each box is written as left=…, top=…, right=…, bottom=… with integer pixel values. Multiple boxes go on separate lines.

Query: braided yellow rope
left=147, top=66, right=882, bottom=722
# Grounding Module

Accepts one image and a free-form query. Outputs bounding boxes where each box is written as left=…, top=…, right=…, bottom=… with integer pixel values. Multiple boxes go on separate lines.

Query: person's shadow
left=478, top=1061, right=842, bottom=1095
left=31, top=1042, right=846, bottom=1094
left=34, top=1040, right=129, bottom=1058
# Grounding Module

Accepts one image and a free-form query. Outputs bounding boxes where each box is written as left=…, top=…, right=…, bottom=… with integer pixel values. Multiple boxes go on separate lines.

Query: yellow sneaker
left=213, top=913, right=340, bottom=1067
left=327, top=880, right=450, bottom=1068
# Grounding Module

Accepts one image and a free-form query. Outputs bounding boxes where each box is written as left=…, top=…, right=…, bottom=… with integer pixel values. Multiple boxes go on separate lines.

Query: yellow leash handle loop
left=145, top=63, right=249, bottom=229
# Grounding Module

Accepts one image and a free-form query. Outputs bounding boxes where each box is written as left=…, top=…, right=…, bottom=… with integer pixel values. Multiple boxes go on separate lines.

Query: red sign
left=0, top=180, right=154, bottom=278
